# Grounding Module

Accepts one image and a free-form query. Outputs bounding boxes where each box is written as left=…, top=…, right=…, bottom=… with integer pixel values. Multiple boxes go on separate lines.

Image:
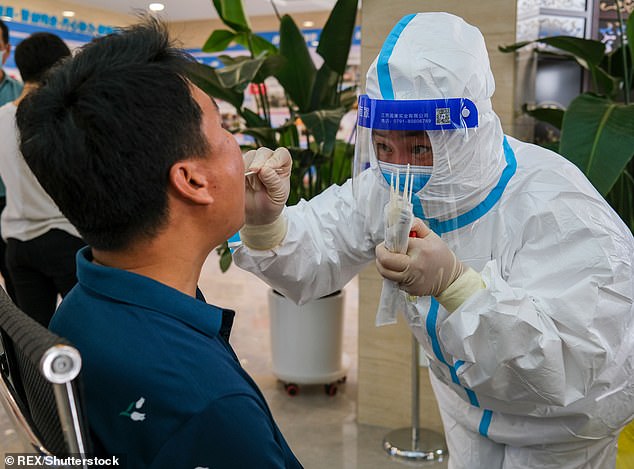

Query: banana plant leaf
left=594, top=63, right=622, bottom=97
left=202, top=29, right=238, bottom=52
left=287, top=147, right=320, bottom=204
left=253, top=55, right=286, bottom=84
left=241, top=127, right=278, bottom=149
left=277, top=123, right=300, bottom=148
left=240, top=119, right=297, bottom=149
left=319, top=140, right=353, bottom=187
left=316, top=0, right=358, bottom=75
left=240, top=107, right=269, bottom=128
left=559, top=94, right=634, bottom=195
left=185, top=62, right=244, bottom=110
left=274, top=15, right=316, bottom=113
left=213, top=0, right=251, bottom=32
left=499, top=36, right=605, bottom=70
left=522, top=104, right=565, bottom=130
left=310, top=63, right=341, bottom=110
left=204, top=31, right=277, bottom=57
left=232, top=32, right=278, bottom=56
left=214, top=55, right=267, bottom=91
left=299, top=108, right=347, bottom=156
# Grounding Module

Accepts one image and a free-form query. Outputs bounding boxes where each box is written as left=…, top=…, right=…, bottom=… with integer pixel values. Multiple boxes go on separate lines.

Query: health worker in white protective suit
left=234, top=12, right=634, bottom=469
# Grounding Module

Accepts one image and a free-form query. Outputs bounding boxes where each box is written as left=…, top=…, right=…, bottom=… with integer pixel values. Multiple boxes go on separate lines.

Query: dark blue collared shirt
left=50, top=247, right=302, bottom=469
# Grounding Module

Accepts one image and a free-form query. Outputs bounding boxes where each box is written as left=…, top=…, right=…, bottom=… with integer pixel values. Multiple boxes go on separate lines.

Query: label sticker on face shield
left=357, top=95, right=478, bottom=131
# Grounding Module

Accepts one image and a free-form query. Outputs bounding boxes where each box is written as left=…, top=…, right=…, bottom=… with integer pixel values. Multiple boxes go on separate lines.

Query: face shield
left=351, top=11, right=511, bottom=233
left=353, top=94, right=479, bottom=221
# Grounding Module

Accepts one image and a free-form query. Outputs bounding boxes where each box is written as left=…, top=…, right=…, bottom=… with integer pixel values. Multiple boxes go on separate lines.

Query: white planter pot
left=268, top=289, right=349, bottom=387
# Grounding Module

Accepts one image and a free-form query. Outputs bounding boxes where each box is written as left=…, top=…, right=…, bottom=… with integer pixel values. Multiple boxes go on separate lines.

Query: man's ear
left=169, top=160, right=214, bottom=205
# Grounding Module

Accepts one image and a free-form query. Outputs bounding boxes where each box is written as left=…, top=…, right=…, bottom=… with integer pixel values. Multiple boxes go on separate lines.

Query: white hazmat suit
left=235, top=12, right=634, bottom=468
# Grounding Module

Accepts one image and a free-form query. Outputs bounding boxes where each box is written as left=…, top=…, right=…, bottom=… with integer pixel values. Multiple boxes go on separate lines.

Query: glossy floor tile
left=0, top=252, right=448, bottom=468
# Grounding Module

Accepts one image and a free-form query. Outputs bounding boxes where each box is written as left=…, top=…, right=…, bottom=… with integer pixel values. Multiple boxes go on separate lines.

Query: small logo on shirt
left=119, top=397, right=146, bottom=421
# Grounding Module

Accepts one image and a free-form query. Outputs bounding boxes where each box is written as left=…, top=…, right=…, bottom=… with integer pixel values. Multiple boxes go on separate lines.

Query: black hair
left=0, top=19, right=8, bottom=44
left=16, top=18, right=210, bottom=251
left=14, top=33, right=71, bottom=83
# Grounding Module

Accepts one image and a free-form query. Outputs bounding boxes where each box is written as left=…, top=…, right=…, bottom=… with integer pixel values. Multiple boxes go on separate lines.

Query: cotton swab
left=244, top=168, right=285, bottom=177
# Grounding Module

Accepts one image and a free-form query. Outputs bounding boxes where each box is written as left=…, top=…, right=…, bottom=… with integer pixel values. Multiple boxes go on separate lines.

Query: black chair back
left=0, top=287, right=91, bottom=460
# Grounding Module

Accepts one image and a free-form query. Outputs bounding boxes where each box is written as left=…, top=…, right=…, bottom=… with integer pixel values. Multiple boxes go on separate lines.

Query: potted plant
left=499, top=5, right=634, bottom=231
left=187, top=0, right=359, bottom=395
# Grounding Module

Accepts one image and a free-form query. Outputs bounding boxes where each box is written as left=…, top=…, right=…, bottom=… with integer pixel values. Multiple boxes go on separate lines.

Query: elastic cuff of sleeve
left=435, top=267, right=485, bottom=313
left=239, top=215, right=288, bottom=251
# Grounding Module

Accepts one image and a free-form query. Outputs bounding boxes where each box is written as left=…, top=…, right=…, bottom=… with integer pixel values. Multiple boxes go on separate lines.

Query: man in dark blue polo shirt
left=16, top=18, right=300, bottom=469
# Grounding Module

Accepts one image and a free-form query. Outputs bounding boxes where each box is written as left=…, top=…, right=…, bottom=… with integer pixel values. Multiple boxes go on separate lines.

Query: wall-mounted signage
left=0, top=4, right=115, bottom=36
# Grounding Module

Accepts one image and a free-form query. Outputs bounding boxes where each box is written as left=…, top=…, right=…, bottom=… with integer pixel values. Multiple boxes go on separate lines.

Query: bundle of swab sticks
left=376, top=164, right=415, bottom=326
left=384, top=164, right=414, bottom=254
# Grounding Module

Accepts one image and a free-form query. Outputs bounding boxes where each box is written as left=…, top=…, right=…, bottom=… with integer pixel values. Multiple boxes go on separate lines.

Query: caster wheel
left=284, top=383, right=299, bottom=396
left=325, top=383, right=338, bottom=396
left=337, top=376, right=347, bottom=384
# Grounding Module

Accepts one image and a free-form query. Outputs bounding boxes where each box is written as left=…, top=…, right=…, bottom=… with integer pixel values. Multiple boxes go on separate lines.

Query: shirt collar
left=75, top=246, right=228, bottom=340
left=0, top=70, right=12, bottom=87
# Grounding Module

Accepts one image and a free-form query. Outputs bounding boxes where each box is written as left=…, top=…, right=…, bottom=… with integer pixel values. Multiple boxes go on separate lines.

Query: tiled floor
left=0, top=252, right=448, bottom=468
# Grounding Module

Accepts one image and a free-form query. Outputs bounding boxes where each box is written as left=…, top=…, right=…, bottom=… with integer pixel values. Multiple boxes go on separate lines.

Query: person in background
left=234, top=12, right=634, bottom=469
left=0, top=32, right=84, bottom=326
left=0, top=18, right=23, bottom=301
left=16, top=19, right=302, bottom=469
left=0, top=19, right=21, bottom=103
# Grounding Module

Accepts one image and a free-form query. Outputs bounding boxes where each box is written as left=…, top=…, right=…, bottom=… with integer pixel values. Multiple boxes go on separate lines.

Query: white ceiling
left=68, top=0, right=338, bottom=22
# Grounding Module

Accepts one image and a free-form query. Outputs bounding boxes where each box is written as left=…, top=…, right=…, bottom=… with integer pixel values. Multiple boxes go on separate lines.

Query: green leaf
left=242, top=127, right=278, bottom=148
left=277, top=123, right=300, bottom=148
left=498, top=41, right=532, bottom=53
left=202, top=29, right=238, bottom=53
left=310, top=63, right=340, bottom=110
left=274, top=15, right=316, bottom=113
left=329, top=139, right=354, bottom=184
left=287, top=148, right=319, bottom=204
left=559, top=94, right=634, bottom=195
left=500, top=36, right=605, bottom=69
left=606, top=167, right=634, bottom=232
left=216, top=241, right=233, bottom=272
left=233, top=33, right=278, bottom=56
left=215, top=56, right=266, bottom=91
left=213, top=0, right=251, bottom=32
left=594, top=66, right=620, bottom=98
left=253, top=55, right=286, bottom=84
left=316, top=0, right=358, bottom=75
left=522, top=104, right=565, bottom=130
left=540, top=37, right=605, bottom=69
left=240, top=107, right=269, bottom=127
left=299, top=108, right=346, bottom=156
left=185, top=62, right=244, bottom=110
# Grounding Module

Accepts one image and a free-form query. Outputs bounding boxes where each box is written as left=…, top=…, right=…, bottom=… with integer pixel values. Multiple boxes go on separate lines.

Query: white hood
left=365, top=12, right=507, bottom=221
